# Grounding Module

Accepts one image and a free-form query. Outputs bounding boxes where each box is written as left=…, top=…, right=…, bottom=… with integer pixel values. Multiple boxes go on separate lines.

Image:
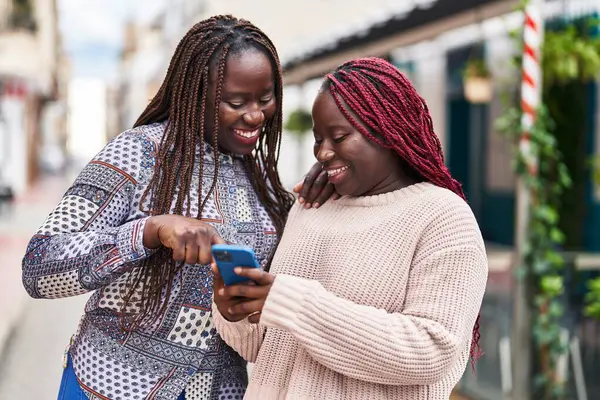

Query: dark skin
left=204, top=49, right=277, bottom=155
left=214, top=88, right=417, bottom=322
left=143, top=50, right=333, bottom=260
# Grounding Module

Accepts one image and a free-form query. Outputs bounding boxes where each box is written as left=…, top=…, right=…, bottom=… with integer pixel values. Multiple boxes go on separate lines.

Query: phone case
left=211, top=244, right=261, bottom=286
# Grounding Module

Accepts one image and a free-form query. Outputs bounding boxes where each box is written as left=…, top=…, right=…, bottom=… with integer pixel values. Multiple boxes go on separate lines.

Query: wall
left=0, top=90, right=27, bottom=193
left=409, top=42, right=449, bottom=153
left=67, top=79, right=107, bottom=166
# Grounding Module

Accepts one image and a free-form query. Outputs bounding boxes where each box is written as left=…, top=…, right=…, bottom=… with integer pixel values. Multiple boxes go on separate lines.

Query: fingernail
left=228, top=308, right=233, bottom=314
left=305, top=203, right=311, bottom=209
left=234, top=267, right=242, bottom=274
left=298, top=197, right=305, bottom=204
left=218, top=289, right=224, bottom=296
left=313, top=203, right=320, bottom=208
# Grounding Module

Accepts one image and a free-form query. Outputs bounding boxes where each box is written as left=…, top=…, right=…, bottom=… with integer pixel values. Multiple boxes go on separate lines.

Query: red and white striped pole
left=520, top=0, right=544, bottom=174
left=512, top=0, right=544, bottom=398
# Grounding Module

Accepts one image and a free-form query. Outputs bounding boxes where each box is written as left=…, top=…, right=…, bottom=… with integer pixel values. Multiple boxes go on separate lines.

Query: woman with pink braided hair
left=212, top=57, right=488, bottom=400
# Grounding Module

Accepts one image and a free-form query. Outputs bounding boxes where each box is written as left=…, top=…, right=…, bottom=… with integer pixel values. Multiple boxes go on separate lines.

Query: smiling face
left=204, top=47, right=277, bottom=155
left=311, top=89, right=410, bottom=197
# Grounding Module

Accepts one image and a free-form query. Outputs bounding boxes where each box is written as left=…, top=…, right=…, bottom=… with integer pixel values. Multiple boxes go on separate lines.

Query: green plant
left=284, top=108, right=313, bottom=181
left=463, top=58, right=491, bottom=79
left=495, top=5, right=593, bottom=398
left=542, top=16, right=600, bottom=323
left=586, top=155, right=600, bottom=319
left=496, top=6, right=600, bottom=396
left=284, top=108, right=312, bottom=137
left=585, top=277, right=600, bottom=318
left=496, top=102, right=571, bottom=398
left=592, top=155, right=600, bottom=185
left=542, top=17, right=600, bottom=86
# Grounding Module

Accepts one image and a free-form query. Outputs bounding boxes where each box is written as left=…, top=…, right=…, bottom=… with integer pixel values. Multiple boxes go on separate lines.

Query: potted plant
left=463, top=57, right=493, bottom=104
left=284, top=108, right=313, bottom=183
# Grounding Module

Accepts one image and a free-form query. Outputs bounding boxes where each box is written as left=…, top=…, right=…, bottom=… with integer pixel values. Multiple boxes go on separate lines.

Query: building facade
left=0, top=0, right=67, bottom=195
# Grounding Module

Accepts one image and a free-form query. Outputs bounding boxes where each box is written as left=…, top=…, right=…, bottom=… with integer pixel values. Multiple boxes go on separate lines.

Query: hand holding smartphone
left=211, top=244, right=261, bottom=286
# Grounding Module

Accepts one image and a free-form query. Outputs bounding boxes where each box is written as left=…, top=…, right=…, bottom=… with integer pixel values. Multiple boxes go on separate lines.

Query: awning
left=282, top=0, right=518, bottom=85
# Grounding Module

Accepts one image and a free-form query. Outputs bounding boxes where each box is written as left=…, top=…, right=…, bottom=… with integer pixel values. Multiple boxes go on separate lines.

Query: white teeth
left=234, top=129, right=259, bottom=138
left=327, top=166, right=349, bottom=177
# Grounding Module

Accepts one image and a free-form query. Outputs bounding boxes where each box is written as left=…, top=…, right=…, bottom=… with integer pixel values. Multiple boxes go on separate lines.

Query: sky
left=57, top=0, right=164, bottom=81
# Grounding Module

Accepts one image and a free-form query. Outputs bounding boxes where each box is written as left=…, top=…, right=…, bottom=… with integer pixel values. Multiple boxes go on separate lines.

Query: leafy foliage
left=493, top=4, right=600, bottom=397
left=542, top=17, right=600, bottom=86
left=284, top=109, right=312, bottom=138
left=463, top=58, right=491, bottom=79
left=496, top=102, right=571, bottom=398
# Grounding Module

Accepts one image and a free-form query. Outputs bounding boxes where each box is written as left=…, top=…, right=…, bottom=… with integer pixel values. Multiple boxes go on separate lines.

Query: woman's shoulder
left=88, top=122, right=166, bottom=183
left=414, top=185, right=485, bottom=251
left=410, top=183, right=474, bottom=219
left=116, top=121, right=166, bottom=146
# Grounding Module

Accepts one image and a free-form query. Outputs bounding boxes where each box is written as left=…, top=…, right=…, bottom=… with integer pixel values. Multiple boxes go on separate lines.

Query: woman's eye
left=227, top=102, right=244, bottom=109
left=334, top=135, right=349, bottom=143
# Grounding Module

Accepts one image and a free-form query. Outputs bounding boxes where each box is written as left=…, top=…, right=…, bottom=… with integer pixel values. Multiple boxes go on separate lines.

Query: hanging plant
left=542, top=17, right=600, bottom=87
left=464, top=57, right=492, bottom=79
left=463, top=58, right=493, bottom=104
left=284, top=108, right=313, bottom=184
left=284, top=108, right=312, bottom=138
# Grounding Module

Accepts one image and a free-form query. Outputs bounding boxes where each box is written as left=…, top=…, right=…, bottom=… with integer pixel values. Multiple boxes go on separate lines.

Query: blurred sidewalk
left=0, top=173, right=90, bottom=399
left=0, top=173, right=70, bottom=357
left=450, top=393, right=471, bottom=400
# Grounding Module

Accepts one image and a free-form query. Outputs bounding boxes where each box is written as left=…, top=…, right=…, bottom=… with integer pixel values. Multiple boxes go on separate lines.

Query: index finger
left=211, top=230, right=225, bottom=245
left=198, top=226, right=224, bottom=264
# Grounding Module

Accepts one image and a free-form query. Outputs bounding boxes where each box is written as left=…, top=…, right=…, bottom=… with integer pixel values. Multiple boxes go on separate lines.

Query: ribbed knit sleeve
left=212, top=305, right=266, bottom=363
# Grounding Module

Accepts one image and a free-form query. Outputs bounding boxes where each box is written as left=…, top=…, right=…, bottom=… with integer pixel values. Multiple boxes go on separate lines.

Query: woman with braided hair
left=22, top=15, right=333, bottom=400
left=213, top=57, right=488, bottom=399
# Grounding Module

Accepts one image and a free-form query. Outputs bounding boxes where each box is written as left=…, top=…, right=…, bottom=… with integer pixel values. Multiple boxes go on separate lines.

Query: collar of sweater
left=335, top=182, right=436, bottom=207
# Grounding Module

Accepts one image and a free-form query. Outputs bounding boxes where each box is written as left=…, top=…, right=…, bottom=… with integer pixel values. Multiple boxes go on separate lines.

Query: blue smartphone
left=211, top=244, right=261, bottom=286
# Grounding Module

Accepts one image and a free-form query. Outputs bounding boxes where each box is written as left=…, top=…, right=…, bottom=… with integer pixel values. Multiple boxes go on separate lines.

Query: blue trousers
left=58, top=353, right=186, bottom=399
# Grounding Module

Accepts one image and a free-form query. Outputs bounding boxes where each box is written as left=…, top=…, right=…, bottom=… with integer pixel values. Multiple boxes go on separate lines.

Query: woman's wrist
left=142, top=216, right=161, bottom=249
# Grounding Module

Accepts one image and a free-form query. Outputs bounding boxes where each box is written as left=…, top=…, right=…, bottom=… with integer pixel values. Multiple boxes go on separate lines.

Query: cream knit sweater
left=213, top=182, right=488, bottom=399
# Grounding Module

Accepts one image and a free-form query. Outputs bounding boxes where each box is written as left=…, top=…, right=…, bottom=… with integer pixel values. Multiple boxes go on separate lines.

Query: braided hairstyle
left=322, top=57, right=482, bottom=363
left=122, top=15, right=294, bottom=331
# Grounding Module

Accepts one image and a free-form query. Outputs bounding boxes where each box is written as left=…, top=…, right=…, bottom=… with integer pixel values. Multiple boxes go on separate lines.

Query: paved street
left=0, top=294, right=89, bottom=399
